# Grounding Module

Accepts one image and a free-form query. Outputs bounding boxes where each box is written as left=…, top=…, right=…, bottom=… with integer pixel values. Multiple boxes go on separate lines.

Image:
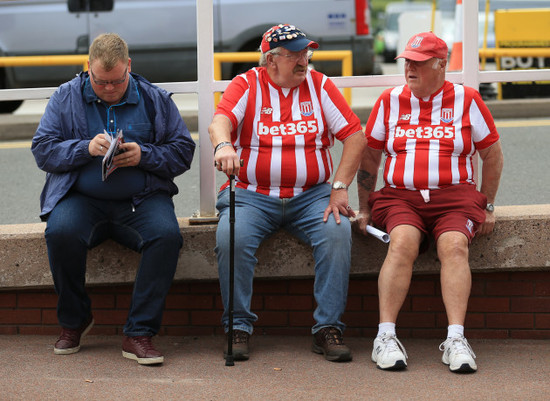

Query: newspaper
left=101, top=129, right=125, bottom=181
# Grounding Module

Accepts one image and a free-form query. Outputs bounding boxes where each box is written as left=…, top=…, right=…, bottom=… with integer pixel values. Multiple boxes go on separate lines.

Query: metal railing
left=213, top=50, right=353, bottom=106
left=478, top=48, right=550, bottom=99
left=479, top=48, right=550, bottom=58
left=0, top=55, right=88, bottom=70
left=0, top=55, right=89, bottom=102
left=0, top=50, right=353, bottom=107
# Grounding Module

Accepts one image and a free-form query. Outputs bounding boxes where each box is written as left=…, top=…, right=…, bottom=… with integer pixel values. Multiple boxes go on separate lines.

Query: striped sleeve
left=365, top=88, right=393, bottom=150
left=214, top=72, right=251, bottom=133
left=317, top=74, right=362, bottom=141
left=467, top=88, right=499, bottom=149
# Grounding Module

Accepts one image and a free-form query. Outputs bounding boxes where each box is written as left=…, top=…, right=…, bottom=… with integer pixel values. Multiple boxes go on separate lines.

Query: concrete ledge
left=1, top=205, right=549, bottom=290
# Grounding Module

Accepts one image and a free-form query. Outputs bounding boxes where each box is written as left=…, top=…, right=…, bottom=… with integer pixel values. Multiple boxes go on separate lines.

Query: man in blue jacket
left=31, top=33, right=195, bottom=365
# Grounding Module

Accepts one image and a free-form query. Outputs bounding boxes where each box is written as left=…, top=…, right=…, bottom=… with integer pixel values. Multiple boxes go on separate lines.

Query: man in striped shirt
left=354, top=32, right=503, bottom=373
left=209, top=24, right=366, bottom=362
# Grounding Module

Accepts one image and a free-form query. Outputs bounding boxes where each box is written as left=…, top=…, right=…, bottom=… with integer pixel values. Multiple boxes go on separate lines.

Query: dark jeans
left=45, top=192, right=182, bottom=336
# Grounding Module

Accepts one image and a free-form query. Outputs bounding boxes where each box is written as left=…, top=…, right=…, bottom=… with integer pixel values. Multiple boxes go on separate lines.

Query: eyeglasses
left=404, top=58, right=436, bottom=67
left=277, top=50, right=313, bottom=62
left=90, top=68, right=128, bottom=86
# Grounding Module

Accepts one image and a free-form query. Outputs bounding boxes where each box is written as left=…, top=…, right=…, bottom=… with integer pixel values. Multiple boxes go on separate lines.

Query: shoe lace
left=321, top=327, right=345, bottom=346
left=133, top=336, right=156, bottom=352
left=58, top=328, right=80, bottom=343
left=379, top=333, right=408, bottom=359
left=439, top=336, right=476, bottom=359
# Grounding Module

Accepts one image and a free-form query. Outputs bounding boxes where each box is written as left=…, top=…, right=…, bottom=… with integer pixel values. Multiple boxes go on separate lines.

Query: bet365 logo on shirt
left=257, top=120, right=319, bottom=136
left=394, top=125, right=456, bottom=140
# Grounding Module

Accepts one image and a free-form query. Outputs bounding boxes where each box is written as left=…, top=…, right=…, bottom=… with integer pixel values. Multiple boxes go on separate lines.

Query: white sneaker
left=372, top=333, right=408, bottom=370
left=439, top=336, right=477, bottom=373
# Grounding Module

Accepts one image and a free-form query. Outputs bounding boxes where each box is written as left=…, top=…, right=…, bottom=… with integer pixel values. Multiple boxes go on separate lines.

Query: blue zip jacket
left=31, top=71, right=195, bottom=220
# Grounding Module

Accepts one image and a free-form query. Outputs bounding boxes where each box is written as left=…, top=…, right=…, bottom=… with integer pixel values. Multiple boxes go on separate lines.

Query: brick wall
left=1, top=271, right=549, bottom=339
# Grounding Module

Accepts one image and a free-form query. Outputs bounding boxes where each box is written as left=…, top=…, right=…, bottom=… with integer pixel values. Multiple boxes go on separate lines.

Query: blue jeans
left=45, top=192, right=182, bottom=336
left=215, top=183, right=352, bottom=335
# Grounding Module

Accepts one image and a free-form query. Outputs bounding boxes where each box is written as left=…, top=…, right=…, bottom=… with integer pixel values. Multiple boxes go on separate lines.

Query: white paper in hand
left=366, top=225, right=390, bottom=243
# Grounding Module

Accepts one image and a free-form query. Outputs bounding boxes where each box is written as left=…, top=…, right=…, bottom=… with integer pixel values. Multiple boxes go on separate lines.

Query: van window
left=68, top=0, right=114, bottom=13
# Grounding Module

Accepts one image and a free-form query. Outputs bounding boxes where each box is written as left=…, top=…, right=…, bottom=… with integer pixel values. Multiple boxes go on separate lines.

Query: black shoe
left=224, top=329, right=250, bottom=361
left=312, top=327, right=352, bottom=362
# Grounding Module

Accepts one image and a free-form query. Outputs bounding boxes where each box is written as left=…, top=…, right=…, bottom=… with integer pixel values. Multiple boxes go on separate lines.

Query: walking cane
left=225, top=173, right=236, bottom=366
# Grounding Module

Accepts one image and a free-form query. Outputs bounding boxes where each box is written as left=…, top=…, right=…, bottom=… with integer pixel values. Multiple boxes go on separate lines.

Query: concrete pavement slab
left=1, top=335, right=549, bottom=400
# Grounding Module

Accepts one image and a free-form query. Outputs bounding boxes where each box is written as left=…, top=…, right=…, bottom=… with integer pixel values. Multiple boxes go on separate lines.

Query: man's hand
left=323, top=189, right=355, bottom=224
left=114, top=142, right=142, bottom=167
left=477, top=210, right=496, bottom=236
left=214, top=145, right=241, bottom=176
left=88, top=133, right=110, bottom=157
left=351, top=211, right=371, bottom=236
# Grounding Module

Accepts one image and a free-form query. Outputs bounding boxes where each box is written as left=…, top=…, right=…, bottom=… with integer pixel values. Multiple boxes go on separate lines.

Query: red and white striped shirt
left=215, top=67, right=362, bottom=198
left=366, top=81, right=499, bottom=190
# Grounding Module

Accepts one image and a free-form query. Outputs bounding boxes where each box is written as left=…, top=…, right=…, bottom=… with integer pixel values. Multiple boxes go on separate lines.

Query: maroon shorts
left=368, top=185, right=487, bottom=247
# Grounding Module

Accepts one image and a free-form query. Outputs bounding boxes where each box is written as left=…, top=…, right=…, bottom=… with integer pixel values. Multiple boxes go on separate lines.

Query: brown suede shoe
left=122, top=336, right=164, bottom=365
left=223, top=329, right=250, bottom=361
left=312, top=327, right=352, bottom=362
left=53, top=315, right=94, bottom=355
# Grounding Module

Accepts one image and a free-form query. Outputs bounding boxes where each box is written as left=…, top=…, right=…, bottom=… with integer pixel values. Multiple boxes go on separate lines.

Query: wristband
left=214, top=141, right=232, bottom=155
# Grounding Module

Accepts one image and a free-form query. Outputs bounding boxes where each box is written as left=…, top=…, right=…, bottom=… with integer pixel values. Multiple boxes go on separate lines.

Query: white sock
left=447, top=324, right=464, bottom=338
left=377, top=322, right=396, bottom=337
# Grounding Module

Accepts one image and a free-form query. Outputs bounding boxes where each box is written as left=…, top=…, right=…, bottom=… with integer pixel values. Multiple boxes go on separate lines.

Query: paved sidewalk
left=1, top=335, right=548, bottom=400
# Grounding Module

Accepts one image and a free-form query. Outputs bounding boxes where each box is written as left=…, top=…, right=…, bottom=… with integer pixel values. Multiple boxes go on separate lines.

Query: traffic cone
left=448, top=0, right=463, bottom=71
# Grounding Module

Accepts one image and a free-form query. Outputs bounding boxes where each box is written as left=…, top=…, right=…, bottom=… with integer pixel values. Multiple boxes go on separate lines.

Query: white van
left=0, top=0, right=378, bottom=113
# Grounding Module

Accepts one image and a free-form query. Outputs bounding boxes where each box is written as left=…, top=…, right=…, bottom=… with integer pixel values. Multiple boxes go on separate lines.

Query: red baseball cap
left=260, top=24, right=319, bottom=53
left=396, top=32, right=448, bottom=61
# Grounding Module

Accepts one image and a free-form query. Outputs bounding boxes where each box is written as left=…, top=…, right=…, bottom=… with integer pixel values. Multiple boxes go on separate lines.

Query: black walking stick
left=225, top=173, right=236, bottom=366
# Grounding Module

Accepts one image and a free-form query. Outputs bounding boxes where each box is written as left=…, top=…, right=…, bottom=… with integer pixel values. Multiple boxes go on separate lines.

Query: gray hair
left=259, top=46, right=282, bottom=67
left=89, top=33, right=129, bottom=70
left=432, top=58, right=445, bottom=70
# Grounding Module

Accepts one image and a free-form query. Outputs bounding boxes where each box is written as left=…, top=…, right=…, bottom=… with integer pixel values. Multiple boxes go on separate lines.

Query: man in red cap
left=354, top=32, right=503, bottom=373
left=209, top=24, right=366, bottom=362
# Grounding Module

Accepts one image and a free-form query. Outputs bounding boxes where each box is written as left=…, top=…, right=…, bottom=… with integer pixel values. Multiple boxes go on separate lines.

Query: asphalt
left=1, top=334, right=549, bottom=400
